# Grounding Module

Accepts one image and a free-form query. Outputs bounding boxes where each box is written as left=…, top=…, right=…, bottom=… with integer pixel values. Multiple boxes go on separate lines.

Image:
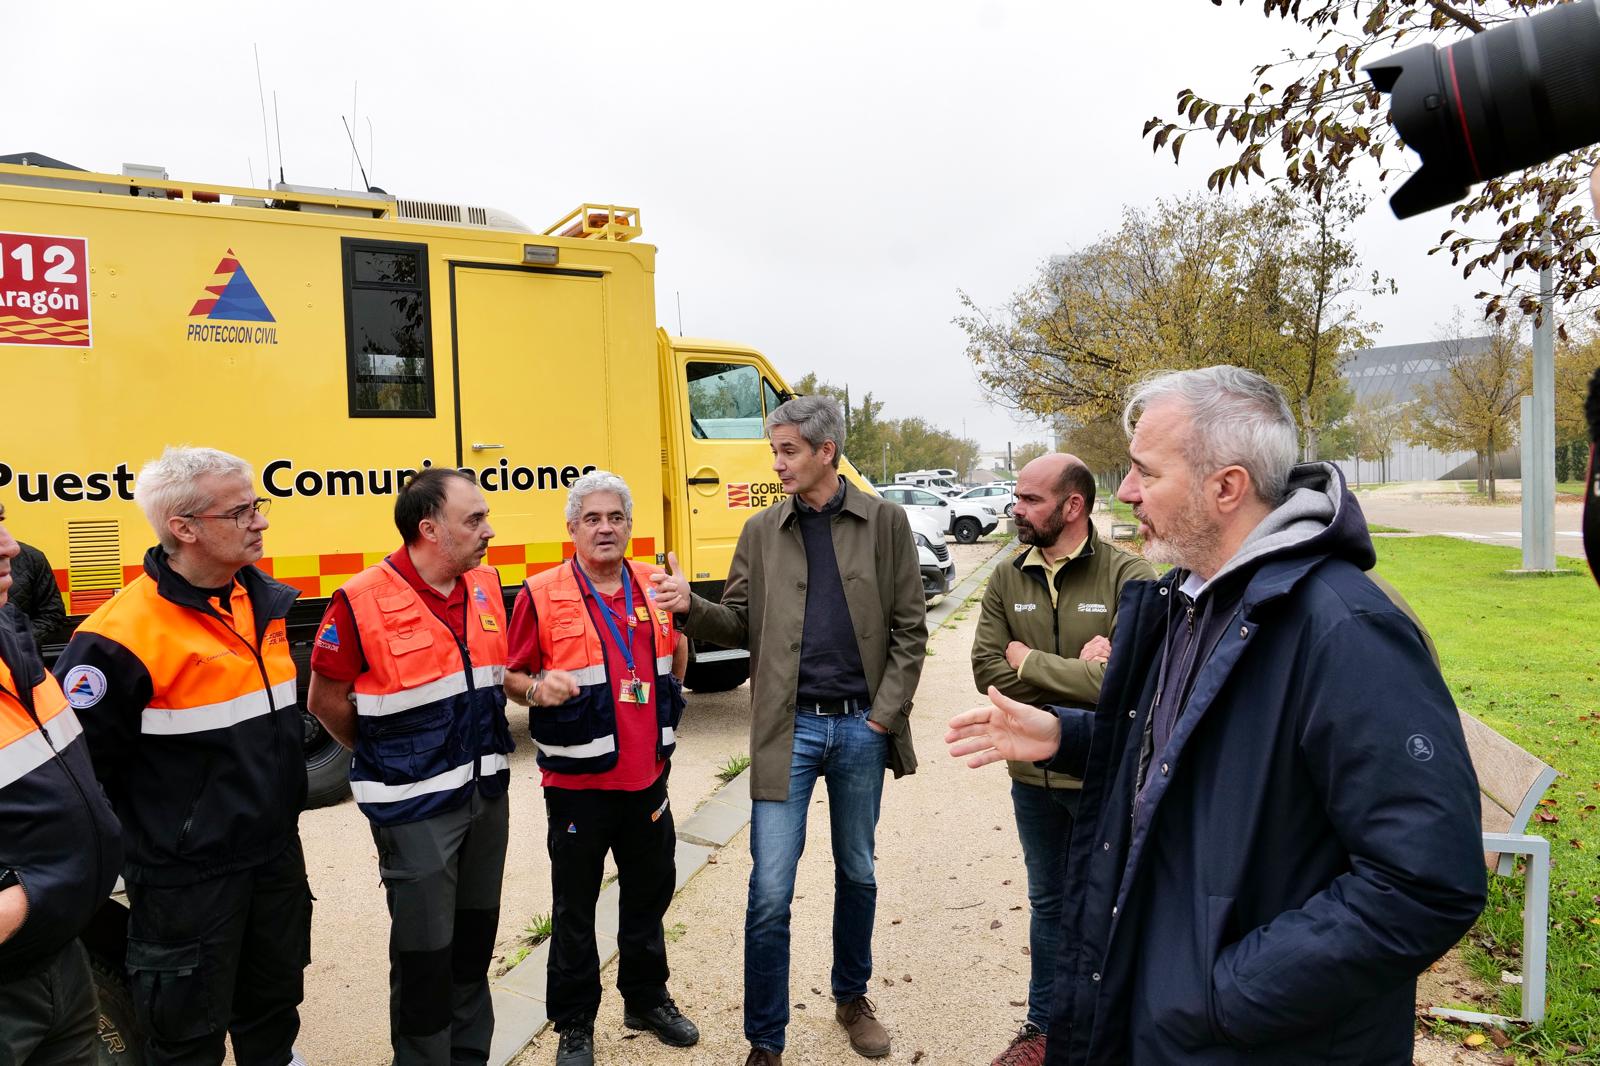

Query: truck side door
left=673, top=355, right=786, bottom=591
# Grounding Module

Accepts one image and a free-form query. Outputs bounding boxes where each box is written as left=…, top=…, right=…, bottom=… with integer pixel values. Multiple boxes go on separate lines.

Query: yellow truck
left=0, top=154, right=846, bottom=810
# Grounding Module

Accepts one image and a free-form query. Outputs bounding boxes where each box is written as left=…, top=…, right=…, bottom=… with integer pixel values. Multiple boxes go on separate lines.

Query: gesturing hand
left=533, top=669, right=580, bottom=707
left=1079, top=635, right=1112, bottom=663
left=945, top=686, right=1063, bottom=769
left=647, top=551, right=691, bottom=615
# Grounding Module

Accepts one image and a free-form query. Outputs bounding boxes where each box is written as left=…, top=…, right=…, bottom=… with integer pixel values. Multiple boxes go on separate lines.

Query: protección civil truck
left=0, top=154, right=881, bottom=804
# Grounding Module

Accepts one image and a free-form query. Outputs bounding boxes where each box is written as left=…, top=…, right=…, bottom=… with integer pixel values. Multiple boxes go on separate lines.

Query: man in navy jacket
left=947, top=366, right=1486, bottom=1065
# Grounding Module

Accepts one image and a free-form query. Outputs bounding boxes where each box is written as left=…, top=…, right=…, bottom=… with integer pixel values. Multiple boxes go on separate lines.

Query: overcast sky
left=8, top=0, right=1491, bottom=453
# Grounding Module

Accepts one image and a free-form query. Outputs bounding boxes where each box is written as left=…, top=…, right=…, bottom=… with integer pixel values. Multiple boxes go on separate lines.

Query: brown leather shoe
left=835, top=996, right=891, bottom=1057
left=743, top=1048, right=782, bottom=1066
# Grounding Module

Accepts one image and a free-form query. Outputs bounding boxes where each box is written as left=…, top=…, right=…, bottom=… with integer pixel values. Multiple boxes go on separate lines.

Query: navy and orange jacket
left=342, top=558, right=513, bottom=827
left=54, top=547, right=302, bottom=886
left=0, top=606, right=122, bottom=980
left=522, top=560, right=684, bottom=775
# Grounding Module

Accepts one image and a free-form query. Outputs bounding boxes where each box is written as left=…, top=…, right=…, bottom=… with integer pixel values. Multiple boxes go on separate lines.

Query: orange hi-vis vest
left=0, top=627, right=122, bottom=978
left=57, top=554, right=303, bottom=884
left=342, top=558, right=512, bottom=827
left=522, top=559, right=684, bottom=774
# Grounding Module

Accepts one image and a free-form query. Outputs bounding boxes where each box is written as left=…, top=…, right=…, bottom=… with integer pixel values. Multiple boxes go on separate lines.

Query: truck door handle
left=471, top=442, right=505, bottom=451
left=687, top=476, right=720, bottom=485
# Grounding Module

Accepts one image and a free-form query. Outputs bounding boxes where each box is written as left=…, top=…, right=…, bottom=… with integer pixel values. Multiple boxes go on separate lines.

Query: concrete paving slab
left=674, top=839, right=713, bottom=892
left=497, top=940, right=550, bottom=1000
left=678, top=797, right=749, bottom=848
left=488, top=987, right=548, bottom=1066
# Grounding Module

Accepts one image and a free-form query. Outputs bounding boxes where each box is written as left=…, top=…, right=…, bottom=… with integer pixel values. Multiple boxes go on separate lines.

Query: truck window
left=342, top=238, right=433, bottom=417
left=762, top=377, right=783, bottom=417
left=687, top=362, right=764, bottom=439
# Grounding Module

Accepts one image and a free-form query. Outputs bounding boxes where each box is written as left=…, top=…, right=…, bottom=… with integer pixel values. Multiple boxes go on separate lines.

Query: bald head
left=1013, top=453, right=1095, bottom=553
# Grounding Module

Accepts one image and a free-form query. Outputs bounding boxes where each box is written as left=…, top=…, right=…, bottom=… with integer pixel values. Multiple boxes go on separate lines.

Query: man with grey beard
left=948, top=367, right=1484, bottom=1065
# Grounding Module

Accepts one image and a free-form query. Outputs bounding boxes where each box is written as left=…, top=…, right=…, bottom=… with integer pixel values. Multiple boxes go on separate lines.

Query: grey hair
left=565, top=470, right=634, bottom=524
left=134, top=446, right=255, bottom=552
left=765, top=395, right=845, bottom=469
left=1122, top=366, right=1299, bottom=505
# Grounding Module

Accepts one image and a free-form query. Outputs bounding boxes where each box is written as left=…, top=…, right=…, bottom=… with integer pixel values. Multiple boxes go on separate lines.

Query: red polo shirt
left=311, top=548, right=468, bottom=681
left=507, top=567, right=673, bottom=792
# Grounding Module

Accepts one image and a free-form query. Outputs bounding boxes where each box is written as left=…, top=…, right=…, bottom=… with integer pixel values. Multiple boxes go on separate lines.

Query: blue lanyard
left=573, top=562, right=637, bottom=677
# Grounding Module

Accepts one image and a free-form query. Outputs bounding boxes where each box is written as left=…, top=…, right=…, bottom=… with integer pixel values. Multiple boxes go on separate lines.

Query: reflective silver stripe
left=141, top=679, right=296, bottom=736
left=654, top=655, right=673, bottom=675
left=350, top=762, right=475, bottom=804
left=355, top=665, right=502, bottom=718
left=660, top=726, right=676, bottom=747
left=569, top=665, right=606, bottom=687
left=349, top=752, right=512, bottom=806
left=0, top=709, right=83, bottom=789
left=534, top=734, right=617, bottom=760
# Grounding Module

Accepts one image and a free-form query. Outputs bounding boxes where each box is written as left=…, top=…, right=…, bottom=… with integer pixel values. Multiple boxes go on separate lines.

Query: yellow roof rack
left=544, top=204, right=641, bottom=242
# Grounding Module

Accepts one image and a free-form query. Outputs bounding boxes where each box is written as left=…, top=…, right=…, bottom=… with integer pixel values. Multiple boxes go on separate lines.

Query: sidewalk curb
left=488, top=539, right=1012, bottom=1064
left=487, top=768, right=753, bottom=1066
left=927, top=537, right=1016, bottom=631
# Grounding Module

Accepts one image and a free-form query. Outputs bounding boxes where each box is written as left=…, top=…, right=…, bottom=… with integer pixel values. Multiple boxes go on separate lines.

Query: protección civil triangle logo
left=185, top=248, right=280, bottom=347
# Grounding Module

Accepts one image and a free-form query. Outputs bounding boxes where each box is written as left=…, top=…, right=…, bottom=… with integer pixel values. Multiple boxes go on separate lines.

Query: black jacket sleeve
left=11, top=544, right=67, bottom=647
left=52, top=632, right=153, bottom=811
left=1209, top=609, right=1487, bottom=1045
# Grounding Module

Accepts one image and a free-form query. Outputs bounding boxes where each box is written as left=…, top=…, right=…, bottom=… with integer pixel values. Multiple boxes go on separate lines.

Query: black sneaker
left=623, top=997, right=700, bottom=1048
left=555, top=1022, right=594, bottom=1066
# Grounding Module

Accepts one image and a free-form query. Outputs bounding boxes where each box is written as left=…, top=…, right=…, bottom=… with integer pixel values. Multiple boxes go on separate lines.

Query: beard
left=1015, top=505, right=1067, bottom=548
left=1137, top=490, right=1222, bottom=573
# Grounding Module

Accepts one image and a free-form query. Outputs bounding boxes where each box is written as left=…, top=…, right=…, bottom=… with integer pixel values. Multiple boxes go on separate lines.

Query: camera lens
left=1368, top=0, right=1600, bottom=218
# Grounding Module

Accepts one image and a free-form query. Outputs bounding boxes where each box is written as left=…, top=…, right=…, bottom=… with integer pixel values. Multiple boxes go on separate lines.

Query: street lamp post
left=882, top=442, right=889, bottom=485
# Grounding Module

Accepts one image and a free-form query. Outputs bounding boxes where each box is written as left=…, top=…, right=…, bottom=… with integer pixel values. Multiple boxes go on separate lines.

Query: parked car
left=877, top=485, right=999, bottom=544
left=955, top=483, right=1016, bottom=516
left=907, top=508, right=957, bottom=602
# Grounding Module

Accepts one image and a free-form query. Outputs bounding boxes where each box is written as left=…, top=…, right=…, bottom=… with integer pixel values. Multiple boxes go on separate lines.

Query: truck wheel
left=304, top=712, right=351, bottom=809
left=686, top=657, right=750, bottom=693
left=90, top=951, right=144, bottom=1064
left=953, top=517, right=982, bottom=544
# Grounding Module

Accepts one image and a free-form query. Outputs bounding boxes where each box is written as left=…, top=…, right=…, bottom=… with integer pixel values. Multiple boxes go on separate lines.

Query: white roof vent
left=395, top=198, right=529, bottom=232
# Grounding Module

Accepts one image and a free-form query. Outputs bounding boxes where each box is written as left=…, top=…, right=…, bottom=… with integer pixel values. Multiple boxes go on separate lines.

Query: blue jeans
left=1012, top=779, right=1080, bottom=1031
left=745, top=708, right=888, bottom=1053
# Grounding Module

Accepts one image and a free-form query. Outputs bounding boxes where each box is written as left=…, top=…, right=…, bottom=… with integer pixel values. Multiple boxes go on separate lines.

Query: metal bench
left=1427, top=711, right=1557, bottom=1026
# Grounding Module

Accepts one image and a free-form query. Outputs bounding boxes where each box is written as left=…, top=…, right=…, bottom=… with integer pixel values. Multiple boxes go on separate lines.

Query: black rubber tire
left=686, top=657, right=750, bottom=693
left=89, top=951, right=144, bottom=1064
left=303, top=714, right=351, bottom=809
left=953, top=517, right=982, bottom=544
left=1004, top=501, right=1015, bottom=517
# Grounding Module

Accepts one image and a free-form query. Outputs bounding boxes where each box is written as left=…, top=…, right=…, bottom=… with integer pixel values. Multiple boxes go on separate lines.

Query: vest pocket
left=530, top=687, right=609, bottom=748
left=368, top=706, right=454, bottom=786
left=658, top=675, right=687, bottom=731
left=385, top=628, right=440, bottom=688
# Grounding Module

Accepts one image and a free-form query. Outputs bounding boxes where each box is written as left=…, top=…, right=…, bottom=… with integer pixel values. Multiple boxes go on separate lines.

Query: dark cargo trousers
left=0, top=939, right=97, bottom=1066
left=542, top=768, right=675, bottom=1031
left=372, top=788, right=509, bottom=1066
left=123, top=837, right=312, bottom=1066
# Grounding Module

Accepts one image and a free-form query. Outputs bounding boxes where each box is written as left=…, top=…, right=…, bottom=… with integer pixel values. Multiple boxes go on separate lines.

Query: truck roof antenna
left=341, top=116, right=371, bottom=193
left=273, top=90, right=286, bottom=185
left=254, top=45, right=272, bottom=188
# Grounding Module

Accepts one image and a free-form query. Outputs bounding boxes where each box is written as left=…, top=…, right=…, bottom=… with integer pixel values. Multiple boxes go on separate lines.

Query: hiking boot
left=744, top=1048, right=783, bottom=1066
left=835, top=996, right=891, bottom=1058
left=623, top=997, right=700, bottom=1047
left=554, top=1022, right=594, bottom=1066
left=991, top=1022, right=1047, bottom=1066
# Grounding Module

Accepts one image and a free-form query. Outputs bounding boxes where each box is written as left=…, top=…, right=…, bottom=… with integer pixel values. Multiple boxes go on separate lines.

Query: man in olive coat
left=651, top=395, right=926, bottom=1066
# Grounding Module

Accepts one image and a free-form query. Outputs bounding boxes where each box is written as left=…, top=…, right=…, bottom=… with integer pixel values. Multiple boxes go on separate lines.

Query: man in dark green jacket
left=971, top=454, right=1154, bottom=1066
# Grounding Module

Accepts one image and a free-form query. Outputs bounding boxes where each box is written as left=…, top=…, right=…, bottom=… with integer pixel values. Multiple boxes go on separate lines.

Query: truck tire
left=303, top=712, right=351, bottom=809
left=686, top=657, right=749, bottom=693
left=89, top=951, right=144, bottom=1064
left=953, top=517, right=982, bottom=544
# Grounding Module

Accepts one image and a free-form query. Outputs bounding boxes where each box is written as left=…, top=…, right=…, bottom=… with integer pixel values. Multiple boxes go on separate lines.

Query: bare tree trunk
left=1476, top=453, right=1487, bottom=495
left=1300, top=395, right=1318, bottom=461
left=1486, top=437, right=1497, bottom=503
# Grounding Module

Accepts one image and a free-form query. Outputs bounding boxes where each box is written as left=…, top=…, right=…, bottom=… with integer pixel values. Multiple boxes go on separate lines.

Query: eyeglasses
left=183, top=498, right=271, bottom=528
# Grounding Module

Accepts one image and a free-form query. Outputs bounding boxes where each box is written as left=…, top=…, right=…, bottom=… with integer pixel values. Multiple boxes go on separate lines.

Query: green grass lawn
left=1557, top=481, right=1586, bottom=496
left=1373, top=537, right=1599, bottom=1060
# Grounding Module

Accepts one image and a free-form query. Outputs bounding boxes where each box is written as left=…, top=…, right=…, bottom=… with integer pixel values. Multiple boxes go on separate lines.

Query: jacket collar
left=779, top=477, right=867, bottom=528
left=1010, top=524, right=1099, bottom=574
left=143, top=546, right=300, bottom=632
